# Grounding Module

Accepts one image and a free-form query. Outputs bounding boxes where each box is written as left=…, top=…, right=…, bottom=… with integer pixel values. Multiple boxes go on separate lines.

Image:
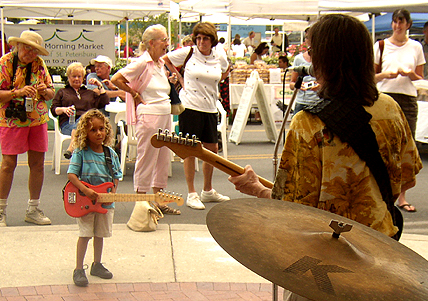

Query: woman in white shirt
left=112, top=24, right=180, bottom=215
left=231, top=38, right=246, bottom=58
left=374, top=9, right=425, bottom=213
left=164, top=22, right=230, bottom=210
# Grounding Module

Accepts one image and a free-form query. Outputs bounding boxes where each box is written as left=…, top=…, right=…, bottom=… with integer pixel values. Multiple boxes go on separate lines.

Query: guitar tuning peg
left=171, top=132, right=177, bottom=143
left=157, top=128, right=163, bottom=140
left=185, top=133, right=190, bottom=145
left=191, top=135, right=197, bottom=146
left=163, top=129, right=170, bottom=141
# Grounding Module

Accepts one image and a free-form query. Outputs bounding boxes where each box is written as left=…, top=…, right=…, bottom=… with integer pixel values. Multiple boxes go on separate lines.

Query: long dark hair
left=309, top=14, right=378, bottom=106
left=254, top=42, right=269, bottom=55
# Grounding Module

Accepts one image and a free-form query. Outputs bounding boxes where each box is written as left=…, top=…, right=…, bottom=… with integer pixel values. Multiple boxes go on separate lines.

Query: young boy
left=67, top=109, right=122, bottom=287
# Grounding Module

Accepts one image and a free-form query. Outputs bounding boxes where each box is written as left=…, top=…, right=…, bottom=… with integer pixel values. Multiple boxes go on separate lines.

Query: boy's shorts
left=77, top=209, right=114, bottom=238
left=0, top=123, right=48, bottom=155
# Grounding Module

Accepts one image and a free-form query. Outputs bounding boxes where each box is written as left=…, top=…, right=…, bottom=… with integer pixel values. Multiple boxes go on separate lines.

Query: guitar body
left=63, top=181, right=184, bottom=218
left=63, top=181, right=113, bottom=217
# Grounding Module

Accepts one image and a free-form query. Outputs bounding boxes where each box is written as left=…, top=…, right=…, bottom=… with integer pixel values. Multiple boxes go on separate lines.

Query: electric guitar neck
left=150, top=129, right=273, bottom=189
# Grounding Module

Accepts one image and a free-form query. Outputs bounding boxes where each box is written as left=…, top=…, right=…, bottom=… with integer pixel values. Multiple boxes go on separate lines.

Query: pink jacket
left=119, top=51, right=165, bottom=125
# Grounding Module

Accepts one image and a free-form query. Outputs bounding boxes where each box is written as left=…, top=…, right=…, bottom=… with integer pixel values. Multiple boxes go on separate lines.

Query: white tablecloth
left=416, top=101, right=428, bottom=143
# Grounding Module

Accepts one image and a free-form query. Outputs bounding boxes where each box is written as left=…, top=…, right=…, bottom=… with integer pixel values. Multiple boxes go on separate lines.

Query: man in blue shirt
left=87, top=55, right=125, bottom=102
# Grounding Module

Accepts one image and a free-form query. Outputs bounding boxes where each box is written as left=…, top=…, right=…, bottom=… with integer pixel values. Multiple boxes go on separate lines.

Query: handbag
left=174, top=47, right=194, bottom=93
left=169, top=81, right=185, bottom=115
left=165, top=65, right=186, bottom=115
left=375, top=39, right=384, bottom=74
left=127, top=201, right=164, bottom=232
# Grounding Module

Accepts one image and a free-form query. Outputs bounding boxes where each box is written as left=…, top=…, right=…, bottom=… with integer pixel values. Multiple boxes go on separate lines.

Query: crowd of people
left=0, top=10, right=426, bottom=296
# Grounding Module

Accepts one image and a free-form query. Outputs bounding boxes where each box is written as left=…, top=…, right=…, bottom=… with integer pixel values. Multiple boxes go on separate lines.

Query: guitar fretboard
left=97, top=193, right=183, bottom=206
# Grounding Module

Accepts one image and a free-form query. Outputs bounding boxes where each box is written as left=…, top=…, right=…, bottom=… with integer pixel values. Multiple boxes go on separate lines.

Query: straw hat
left=8, top=30, right=49, bottom=56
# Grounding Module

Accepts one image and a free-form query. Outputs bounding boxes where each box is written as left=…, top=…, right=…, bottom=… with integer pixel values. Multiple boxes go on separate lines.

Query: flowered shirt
left=0, top=52, right=53, bottom=128
left=272, top=93, right=422, bottom=237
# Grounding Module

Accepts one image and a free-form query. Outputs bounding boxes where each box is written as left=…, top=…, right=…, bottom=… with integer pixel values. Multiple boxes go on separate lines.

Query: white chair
left=49, top=110, right=71, bottom=175
left=216, top=100, right=228, bottom=160
left=116, top=111, right=138, bottom=179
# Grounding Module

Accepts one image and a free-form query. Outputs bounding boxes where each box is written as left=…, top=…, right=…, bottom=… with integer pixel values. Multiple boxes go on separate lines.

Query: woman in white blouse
left=164, top=22, right=230, bottom=210
left=374, top=9, right=425, bottom=213
left=112, top=24, right=180, bottom=215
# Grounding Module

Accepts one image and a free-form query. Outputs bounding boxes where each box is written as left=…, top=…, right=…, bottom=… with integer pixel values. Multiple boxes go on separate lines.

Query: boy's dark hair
left=278, top=55, right=289, bottom=65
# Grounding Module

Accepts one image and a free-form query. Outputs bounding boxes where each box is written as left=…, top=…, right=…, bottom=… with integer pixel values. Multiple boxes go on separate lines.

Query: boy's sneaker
left=201, top=189, right=230, bottom=203
left=25, top=208, right=51, bottom=225
left=90, top=262, right=113, bottom=279
left=0, top=211, right=6, bottom=227
left=73, top=269, right=88, bottom=287
left=186, top=193, right=205, bottom=210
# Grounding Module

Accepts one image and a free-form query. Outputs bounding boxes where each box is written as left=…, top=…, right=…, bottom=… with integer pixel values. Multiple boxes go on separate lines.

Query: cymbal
left=206, top=198, right=428, bottom=301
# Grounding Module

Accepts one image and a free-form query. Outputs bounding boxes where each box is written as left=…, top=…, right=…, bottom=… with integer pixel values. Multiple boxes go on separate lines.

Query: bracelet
left=11, top=88, right=16, bottom=98
left=133, top=92, right=139, bottom=99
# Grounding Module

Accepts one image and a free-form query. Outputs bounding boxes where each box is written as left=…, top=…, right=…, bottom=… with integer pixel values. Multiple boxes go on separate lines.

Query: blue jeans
left=60, top=117, right=80, bottom=135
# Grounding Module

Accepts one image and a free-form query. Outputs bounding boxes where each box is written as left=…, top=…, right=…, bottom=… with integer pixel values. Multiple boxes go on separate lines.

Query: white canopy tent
left=0, top=0, right=176, bottom=57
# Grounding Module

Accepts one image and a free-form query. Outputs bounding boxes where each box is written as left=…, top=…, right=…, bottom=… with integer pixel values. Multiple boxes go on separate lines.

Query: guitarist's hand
left=83, top=187, right=99, bottom=201
left=228, top=165, right=272, bottom=199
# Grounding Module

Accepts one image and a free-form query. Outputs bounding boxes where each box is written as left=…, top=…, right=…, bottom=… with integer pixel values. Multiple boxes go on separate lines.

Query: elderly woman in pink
left=111, top=24, right=180, bottom=216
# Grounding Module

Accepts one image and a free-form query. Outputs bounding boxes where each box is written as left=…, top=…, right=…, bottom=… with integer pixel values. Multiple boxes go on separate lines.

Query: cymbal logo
left=284, top=256, right=354, bottom=296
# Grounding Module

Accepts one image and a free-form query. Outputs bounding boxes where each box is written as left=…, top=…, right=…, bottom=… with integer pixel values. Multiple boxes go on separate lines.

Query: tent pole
left=179, top=13, right=182, bottom=48
left=117, top=23, right=121, bottom=60
left=1, top=7, right=4, bottom=57
left=168, top=13, right=172, bottom=52
left=227, top=0, right=232, bottom=57
left=126, top=18, right=129, bottom=60
left=371, top=13, right=375, bottom=44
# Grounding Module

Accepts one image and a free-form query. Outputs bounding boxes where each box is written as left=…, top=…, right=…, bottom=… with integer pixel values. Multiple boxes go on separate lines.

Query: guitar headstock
left=156, top=190, right=184, bottom=206
left=151, top=129, right=203, bottom=159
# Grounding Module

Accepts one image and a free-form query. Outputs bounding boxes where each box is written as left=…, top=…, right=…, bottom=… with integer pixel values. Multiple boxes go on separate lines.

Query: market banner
left=4, top=24, right=115, bottom=67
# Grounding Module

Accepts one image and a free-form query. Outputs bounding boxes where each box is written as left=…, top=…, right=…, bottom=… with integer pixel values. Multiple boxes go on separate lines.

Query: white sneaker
left=186, top=193, right=205, bottom=210
left=201, top=189, right=230, bottom=203
left=0, top=211, right=6, bottom=227
left=25, top=207, right=51, bottom=225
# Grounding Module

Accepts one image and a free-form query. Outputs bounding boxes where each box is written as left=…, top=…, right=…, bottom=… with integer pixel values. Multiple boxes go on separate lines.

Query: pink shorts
left=0, top=123, right=48, bottom=155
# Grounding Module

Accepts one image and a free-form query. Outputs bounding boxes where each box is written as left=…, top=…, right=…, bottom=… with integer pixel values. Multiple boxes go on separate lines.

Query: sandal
left=157, top=204, right=181, bottom=215
left=398, top=203, right=417, bottom=212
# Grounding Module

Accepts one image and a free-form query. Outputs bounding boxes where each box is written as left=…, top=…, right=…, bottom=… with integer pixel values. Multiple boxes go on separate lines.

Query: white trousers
left=133, top=114, right=171, bottom=193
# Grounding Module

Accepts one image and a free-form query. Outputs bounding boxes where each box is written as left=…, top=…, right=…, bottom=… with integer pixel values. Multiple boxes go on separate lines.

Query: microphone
left=288, top=65, right=314, bottom=77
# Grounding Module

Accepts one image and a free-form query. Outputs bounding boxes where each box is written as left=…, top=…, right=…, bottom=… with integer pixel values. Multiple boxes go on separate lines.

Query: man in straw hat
left=0, top=30, right=55, bottom=226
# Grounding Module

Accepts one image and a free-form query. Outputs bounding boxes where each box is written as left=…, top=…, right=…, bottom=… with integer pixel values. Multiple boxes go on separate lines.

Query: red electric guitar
left=63, top=181, right=184, bottom=218
left=150, top=129, right=273, bottom=189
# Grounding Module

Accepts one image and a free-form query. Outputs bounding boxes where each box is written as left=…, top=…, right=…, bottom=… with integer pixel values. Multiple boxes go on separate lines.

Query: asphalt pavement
left=2, top=123, right=428, bottom=235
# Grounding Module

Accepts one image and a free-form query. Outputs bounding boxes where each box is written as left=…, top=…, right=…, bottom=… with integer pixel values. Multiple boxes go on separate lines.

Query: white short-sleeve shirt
left=374, top=38, right=425, bottom=97
left=167, top=46, right=228, bottom=113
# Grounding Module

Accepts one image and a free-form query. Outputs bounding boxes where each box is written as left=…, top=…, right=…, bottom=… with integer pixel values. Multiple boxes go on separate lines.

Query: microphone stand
left=271, top=75, right=303, bottom=301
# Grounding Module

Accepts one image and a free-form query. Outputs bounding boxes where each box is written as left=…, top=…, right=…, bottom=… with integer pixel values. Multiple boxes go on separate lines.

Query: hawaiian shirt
left=272, top=93, right=422, bottom=237
left=0, top=52, right=53, bottom=128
